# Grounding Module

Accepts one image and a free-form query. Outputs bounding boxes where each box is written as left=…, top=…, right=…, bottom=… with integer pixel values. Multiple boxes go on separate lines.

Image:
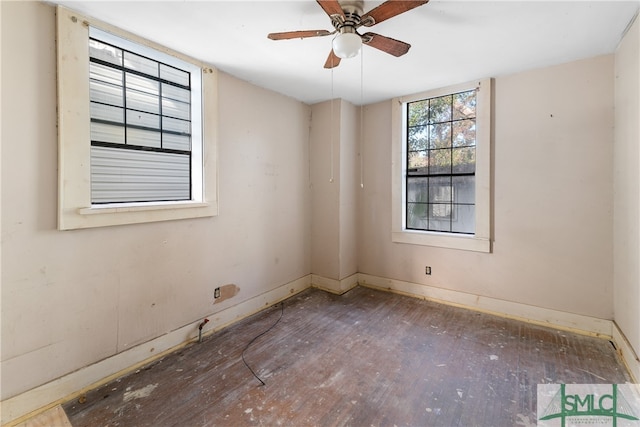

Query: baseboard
left=357, top=273, right=613, bottom=338
left=612, top=322, right=640, bottom=383
left=311, top=273, right=358, bottom=295
left=1, top=275, right=311, bottom=426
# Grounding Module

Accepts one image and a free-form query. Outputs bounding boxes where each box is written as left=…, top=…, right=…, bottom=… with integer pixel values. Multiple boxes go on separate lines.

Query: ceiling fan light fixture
left=332, top=32, right=362, bottom=59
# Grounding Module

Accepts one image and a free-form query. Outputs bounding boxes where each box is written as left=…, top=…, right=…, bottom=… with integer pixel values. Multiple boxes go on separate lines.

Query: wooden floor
left=63, top=286, right=632, bottom=426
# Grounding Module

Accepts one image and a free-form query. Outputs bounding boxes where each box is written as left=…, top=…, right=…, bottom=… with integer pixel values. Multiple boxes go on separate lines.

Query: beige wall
left=338, top=101, right=359, bottom=280
left=310, top=99, right=359, bottom=281
left=1, top=1, right=311, bottom=401
left=360, top=55, right=615, bottom=319
left=614, top=16, right=640, bottom=357
left=310, top=101, right=340, bottom=279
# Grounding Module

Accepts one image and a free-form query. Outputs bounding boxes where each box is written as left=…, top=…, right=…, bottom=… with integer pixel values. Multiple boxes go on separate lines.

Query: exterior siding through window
left=89, top=37, right=193, bottom=204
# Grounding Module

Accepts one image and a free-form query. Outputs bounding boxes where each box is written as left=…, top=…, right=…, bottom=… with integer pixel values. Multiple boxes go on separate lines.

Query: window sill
left=392, top=230, right=491, bottom=253
left=60, top=201, right=217, bottom=230
left=79, top=201, right=210, bottom=215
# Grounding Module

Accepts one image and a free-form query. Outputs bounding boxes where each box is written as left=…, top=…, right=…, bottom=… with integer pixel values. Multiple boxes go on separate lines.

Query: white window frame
left=57, top=6, right=218, bottom=230
left=391, top=79, right=492, bottom=253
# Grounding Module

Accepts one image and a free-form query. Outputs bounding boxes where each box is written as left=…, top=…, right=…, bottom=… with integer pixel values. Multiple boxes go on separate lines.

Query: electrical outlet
left=425, top=266, right=432, bottom=275
left=214, top=287, right=221, bottom=299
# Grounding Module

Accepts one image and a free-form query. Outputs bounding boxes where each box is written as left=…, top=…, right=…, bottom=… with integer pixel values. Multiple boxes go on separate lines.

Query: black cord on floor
left=241, top=302, right=284, bottom=386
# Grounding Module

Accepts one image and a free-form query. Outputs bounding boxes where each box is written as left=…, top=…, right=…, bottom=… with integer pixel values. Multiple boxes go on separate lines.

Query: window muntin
left=406, top=90, right=477, bottom=234
left=88, top=32, right=195, bottom=204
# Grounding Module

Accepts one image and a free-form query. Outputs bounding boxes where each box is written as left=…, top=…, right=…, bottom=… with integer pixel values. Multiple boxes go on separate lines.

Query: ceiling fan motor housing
left=338, top=0, right=364, bottom=17
left=332, top=0, right=364, bottom=31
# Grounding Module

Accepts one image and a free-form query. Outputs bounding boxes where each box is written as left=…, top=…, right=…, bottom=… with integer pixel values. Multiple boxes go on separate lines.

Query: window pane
left=126, top=73, right=159, bottom=96
left=162, top=98, right=190, bottom=120
left=407, top=203, right=428, bottom=229
left=126, top=110, right=159, bottom=130
left=429, top=95, right=452, bottom=124
left=452, top=175, right=475, bottom=204
left=91, top=102, right=123, bottom=123
left=428, top=205, right=451, bottom=231
left=453, top=90, right=476, bottom=120
left=452, top=147, right=476, bottom=174
left=408, top=100, right=428, bottom=126
left=431, top=203, right=452, bottom=219
left=160, top=64, right=189, bottom=86
left=90, top=62, right=122, bottom=86
left=451, top=204, right=475, bottom=234
left=163, top=117, right=190, bottom=135
left=124, top=52, right=158, bottom=77
left=162, top=83, right=190, bottom=103
left=428, top=177, right=452, bottom=203
left=163, top=133, right=191, bottom=151
left=408, top=125, right=428, bottom=151
left=407, top=177, right=428, bottom=202
left=452, top=119, right=476, bottom=147
left=89, top=39, right=123, bottom=66
left=90, top=80, right=123, bottom=106
left=428, top=148, right=451, bottom=174
left=126, top=89, right=160, bottom=114
left=429, top=123, right=451, bottom=149
left=408, top=151, right=428, bottom=172
left=127, top=128, right=161, bottom=148
left=407, top=178, right=429, bottom=229
left=91, top=122, right=124, bottom=144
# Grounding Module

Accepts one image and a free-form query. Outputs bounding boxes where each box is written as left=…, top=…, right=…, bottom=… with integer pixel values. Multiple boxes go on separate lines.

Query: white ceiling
left=51, top=0, right=639, bottom=105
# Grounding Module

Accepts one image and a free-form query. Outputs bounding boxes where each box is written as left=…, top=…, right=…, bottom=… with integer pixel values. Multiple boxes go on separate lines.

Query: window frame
left=57, top=6, right=218, bottom=230
left=391, top=79, right=492, bottom=253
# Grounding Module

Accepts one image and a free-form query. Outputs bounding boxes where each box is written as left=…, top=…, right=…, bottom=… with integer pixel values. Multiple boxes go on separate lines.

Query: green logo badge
left=538, top=384, right=640, bottom=426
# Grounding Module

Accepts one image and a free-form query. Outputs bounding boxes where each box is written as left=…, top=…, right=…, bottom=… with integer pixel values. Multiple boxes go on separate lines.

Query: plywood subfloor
left=63, top=286, right=631, bottom=426
left=14, top=405, right=73, bottom=427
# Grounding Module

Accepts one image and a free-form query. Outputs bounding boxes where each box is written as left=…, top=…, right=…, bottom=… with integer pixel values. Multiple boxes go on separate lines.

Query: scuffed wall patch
left=214, top=284, right=240, bottom=304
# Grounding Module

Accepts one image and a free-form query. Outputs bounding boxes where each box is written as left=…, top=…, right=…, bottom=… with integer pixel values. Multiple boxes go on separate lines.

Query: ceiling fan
left=267, top=0, right=429, bottom=69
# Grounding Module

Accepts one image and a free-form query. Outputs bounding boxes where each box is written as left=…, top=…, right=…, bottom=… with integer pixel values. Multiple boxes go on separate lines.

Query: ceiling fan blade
left=362, top=32, right=411, bottom=57
left=316, top=0, right=345, bottom=18
left=324, top=49, right=341, bottom=69
left=361, top=0, right=429, bottom=26
left=268, top=30, right=332, bottom=40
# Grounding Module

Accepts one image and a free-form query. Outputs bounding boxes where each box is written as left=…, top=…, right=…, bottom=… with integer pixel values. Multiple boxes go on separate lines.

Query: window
left=392, top=79, right=492, bottom=252
left=406, top=90, right=476, bottom=234
left=57, top=6, right=218, bottom=230
left=89, top=30, right=198, bottom=204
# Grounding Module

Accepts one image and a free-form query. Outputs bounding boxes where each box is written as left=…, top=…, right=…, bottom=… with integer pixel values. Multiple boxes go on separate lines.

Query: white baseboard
left=1, top=275, right=311, bottom=426
left=358, top=273, right=613, bottom=338
left=311, top=273, right=358, bottom=294
left=612, top=322, right=640, bottom=383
